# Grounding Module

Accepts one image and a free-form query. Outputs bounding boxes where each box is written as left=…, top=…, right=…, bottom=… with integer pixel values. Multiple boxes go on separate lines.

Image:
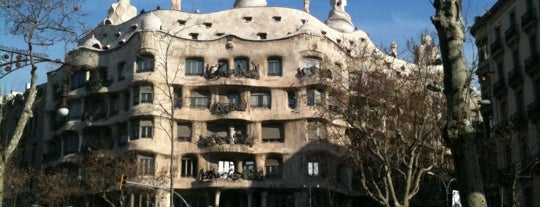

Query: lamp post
left=57, top=71, right=70, bottom=116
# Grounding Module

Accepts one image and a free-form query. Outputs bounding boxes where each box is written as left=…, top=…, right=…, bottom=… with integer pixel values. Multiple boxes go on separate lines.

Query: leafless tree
left=317, top=37, right=447, bottom=207
left=0, top=0, right=86, bottom=205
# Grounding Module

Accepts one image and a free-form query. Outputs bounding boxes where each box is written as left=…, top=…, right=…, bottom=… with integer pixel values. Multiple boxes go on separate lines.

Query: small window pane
left=185, top=59, right=204, bottom=76
left=136, top=55, right=154, bottom=72
left=267, top=58, right=282, bottom=76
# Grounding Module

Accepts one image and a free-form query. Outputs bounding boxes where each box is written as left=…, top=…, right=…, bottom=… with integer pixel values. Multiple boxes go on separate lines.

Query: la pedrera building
left=38, top=0, right=429, bottom=206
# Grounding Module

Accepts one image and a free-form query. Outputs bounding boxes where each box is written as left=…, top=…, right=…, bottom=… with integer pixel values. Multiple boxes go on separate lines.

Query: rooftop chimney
left=234, top=0, right=267, bottom=8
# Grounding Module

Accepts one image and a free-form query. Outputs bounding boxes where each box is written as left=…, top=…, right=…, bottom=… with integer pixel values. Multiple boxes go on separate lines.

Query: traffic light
left=119, top=174, right=127, bottom=190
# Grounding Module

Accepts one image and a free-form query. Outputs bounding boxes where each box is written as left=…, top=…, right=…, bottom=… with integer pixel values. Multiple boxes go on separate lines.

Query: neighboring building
left=38, top=0, right=419, bottom=206
left=471, top=0, right=540, bottom=206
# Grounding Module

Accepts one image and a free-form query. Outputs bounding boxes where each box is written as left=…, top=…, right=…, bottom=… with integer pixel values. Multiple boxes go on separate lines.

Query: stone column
left=260, top=191, right=268, bottom=207
left=215, top=190, right=221, bottom=207
left=255, top=154, right=266, bottom=175
left=236, top=160, right=244, bottom=174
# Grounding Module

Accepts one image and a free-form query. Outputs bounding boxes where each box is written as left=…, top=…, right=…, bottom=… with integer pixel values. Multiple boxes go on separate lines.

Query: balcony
left=197, top=134, right=254, bottom=148
left=521, top=8, right=538, bottom=35
left=209, top=101, right=247, bottom=114
left=492, top=79, right=507, bottom=97
left=527, top=99, right=540, bottom=121
left=510, top=109, right=527, bottom=129
left=205, top=67, right=259, bottom=80
left=507, top=67, right=524, bottom=88
left=525, top=53, right=540, bottom=76
left=490, top=39, right=504, bottom=58
left=504, top=24, right=520, bottom=48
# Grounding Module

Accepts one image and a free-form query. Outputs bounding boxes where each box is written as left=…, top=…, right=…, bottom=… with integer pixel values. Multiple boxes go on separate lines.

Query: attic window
left=131, top=24, right=138, bottom=30
left=115, top=32, right=122, bottom=38
left=243, top=16, right=253, bottom=22
left=349, top=40, right=354, bottom=45
left=273, top=16, right=282, bottom=22
left=92, top=44, right=101, bottom=49
left=177, top=19, right=186, bottom=25
left=215, top=33, right=225, bottom=36
left=189, top=33, right=199, bottom=40
left=203, top=22, right=212, bottom=28
left=360, top=38, right=366, bottom=42
left=102, top=33, right=108, bottom=38
left=336, top=39, right=342, bottom=44
left=321, top=30, right=327, bottom=35
left=257, top=33, right=267, bottom=40
left=301, top=19, right=307, bottom=24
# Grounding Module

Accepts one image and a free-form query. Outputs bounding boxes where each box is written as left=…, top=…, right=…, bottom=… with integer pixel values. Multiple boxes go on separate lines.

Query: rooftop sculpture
left=105, top=0, right=137, bottom=25
left=326, top=0, right=355, bottom=32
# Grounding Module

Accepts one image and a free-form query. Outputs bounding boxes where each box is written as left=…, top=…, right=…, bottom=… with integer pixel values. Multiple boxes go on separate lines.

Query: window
left=228, top=92, right=241, bottom=108
left=267, top=57, right=282, bottom=76
left=109, top=94, right=119, bottom=116
left=257, top=33, right=267, bottom=40
left=218, top=59, right=229, bottom=74
left=177, top=122, right=192, bottom=141
left=287, top=91, right=296, bottom=109
left=118, top=62, right=128, bottom=80
left=132, top=193, right=155, bottom=207
left=185, top=58, right=204, bottom=76
left=307, top=89, right=323, bottom=106
left=190, top=90, right=210, bottom=109
left=118, top=123, right=128, bottom=147
left=123, top=90, right=130, bottom=111
left=133, top=85, right=153, bottom=105
left=265, top=158, right=282, bottom=178
left=234, top=58, right=249, bottom=75
left=218, top=160, right=235, bottom=178
left=63, top=132, right=79, bottom=154
left=206, top=124, right=229, bottom=137
left=251, top=91, right=271, bottom=108
left=138, top=155, right=155, bottom=176
left=307, top=161, right=319, bottom=176
left=69, top=100, right=83, bottom=120
left=181, top=156, right=197, bottom=177
left=174, top=87, right=182, bottom=108
left=303, top=57, right=321, bottom=70
left=131, top=119, right=153, bottom=140
left=70, top=70, right=87, bottom=90
left=262, top=123, right=284, bottom=142
left=136, top=55, right=155, bottom=72
left=243, top=160, right=256, bottom=178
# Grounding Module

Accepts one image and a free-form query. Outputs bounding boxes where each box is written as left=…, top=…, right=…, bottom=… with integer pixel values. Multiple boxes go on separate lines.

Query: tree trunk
left=431, top=1, right=487, bottom=207
left=0, top=42, right=39, bottom=207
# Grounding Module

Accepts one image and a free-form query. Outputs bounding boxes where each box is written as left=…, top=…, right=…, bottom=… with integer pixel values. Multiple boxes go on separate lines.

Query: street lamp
left=56, top=69, right=71, bottom=117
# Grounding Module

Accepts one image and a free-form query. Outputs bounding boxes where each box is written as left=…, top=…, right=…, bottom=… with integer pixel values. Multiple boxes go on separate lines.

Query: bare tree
left=431, top=1, right=488, bottom=206
left=317, top=36, right=447, bottom=207
left=0, top=0, right=86, bottom=205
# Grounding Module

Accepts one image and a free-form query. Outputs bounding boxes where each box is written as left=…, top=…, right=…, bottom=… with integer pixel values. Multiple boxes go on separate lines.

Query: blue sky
left=0, top=0, right=496, bottom=93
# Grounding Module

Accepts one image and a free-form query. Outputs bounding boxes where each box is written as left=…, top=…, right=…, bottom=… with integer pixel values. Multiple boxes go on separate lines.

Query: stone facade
left=471, top=0, right=540, bottom=206
left=40, top=1, right=415, bottom=206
